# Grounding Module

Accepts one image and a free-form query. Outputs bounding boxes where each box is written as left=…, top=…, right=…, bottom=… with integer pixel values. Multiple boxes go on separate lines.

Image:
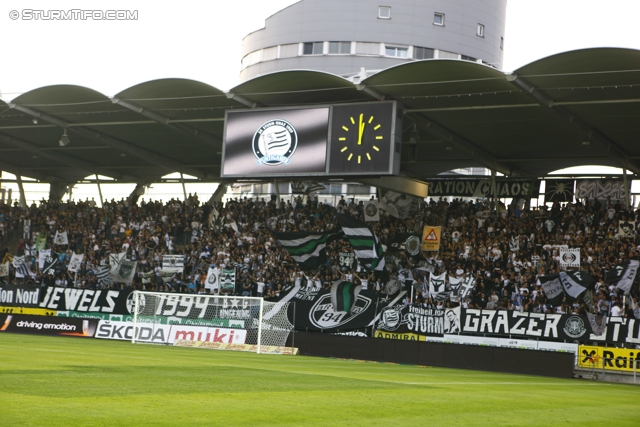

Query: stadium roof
left=1, top=47, right=639, bottom=184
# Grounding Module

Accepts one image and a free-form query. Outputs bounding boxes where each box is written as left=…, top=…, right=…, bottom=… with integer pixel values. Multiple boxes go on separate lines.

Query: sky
left=1, top=0, right=640, bottom=100
left=1, top=0, right=639, bottom=204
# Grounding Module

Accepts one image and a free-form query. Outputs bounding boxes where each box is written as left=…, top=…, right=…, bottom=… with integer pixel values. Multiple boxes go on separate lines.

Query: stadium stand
left=1, top=193, right=638, bottom=320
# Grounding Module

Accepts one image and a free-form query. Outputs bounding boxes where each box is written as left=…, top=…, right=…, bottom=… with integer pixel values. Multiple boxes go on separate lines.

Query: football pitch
left=1, top=334, right=639, bottom=426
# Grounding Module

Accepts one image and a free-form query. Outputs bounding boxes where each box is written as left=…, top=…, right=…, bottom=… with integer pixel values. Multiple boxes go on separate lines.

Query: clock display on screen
left=328, top=102, right=396, bottom=175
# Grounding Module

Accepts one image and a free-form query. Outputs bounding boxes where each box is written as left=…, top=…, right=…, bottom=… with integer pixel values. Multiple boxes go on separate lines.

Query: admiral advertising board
left=221, top=101, right=401, bottom=178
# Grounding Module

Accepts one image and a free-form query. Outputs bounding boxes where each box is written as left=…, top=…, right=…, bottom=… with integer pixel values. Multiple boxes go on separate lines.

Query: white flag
left=559, top=248, right=580, bottom=268
left=0, top=262, right=9, bottom=277
left=205, top=267, right=220, bottom=290
left=364, top=200, right=380, bottom=222
left=68, top=253, right=84, bottom=273
left=111, top=260, right=137, bottom=284
left=162, top=255, right=185, bottom=273
left=109, top=252, right=126, bottom=270
left=54, top=231, right=69, bottom=245
left=38, top=249, right=52, bottom=269
left=428, top=272, right=447, bottom=295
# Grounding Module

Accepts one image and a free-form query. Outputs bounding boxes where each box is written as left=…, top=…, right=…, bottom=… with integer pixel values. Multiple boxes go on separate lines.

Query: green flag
left=330, top=280, right=362, bottom=314
left=35, top=232, right=47, bottom=252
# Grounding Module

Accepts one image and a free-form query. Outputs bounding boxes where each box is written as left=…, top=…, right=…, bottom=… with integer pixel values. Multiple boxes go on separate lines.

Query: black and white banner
left=111, top=260, right=137, bottom=284
left=280, top=286, right=404, bottom=332
left=68, top=253, right=84, bottom=273
left=544, top=179, right=574, bottom=203
left=363, top=200, right=380, bottom=222
left=0, top=284, right=43, bottom=308
left=376, top=305, right=461, bottom=336
left=606, top=260, right=640, bottom=293
left=378, top=191, right=420, bottom=219
left=587, top=316, right=640, bottom=345
left=559, top=248, right=580, bottom=268
left=575, top=179, right=629, bottom=200
left=205, top=267, right=219, bottom=290
left=162, top=255, right=185, bottom=273
left=37, top=286, right=135, bottom=314
left=426, top=179, right=540, bottom=198
left=618, top=221, right=636, bottom=238
left=461, top=309, right=593, bottom=341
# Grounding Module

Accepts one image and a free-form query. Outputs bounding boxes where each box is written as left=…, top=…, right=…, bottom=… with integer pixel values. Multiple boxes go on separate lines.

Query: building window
left=500, top=37, right=504, bottom=50
left=279, top=43, right=299, bottom=58
left=477, top=24, right=484, bottom=37
left=413, top=46, right=434, bottom=60
left=329, top=41, right=351, bottom=54
left=378, top=6, right=391, bottom=19
left=461, top=54, right=477, bottom=62
left=433, top=12, right=445, bottom=26
left=262, top=46, right=277, bottom=62
left=241, top=50, right=261, bottom=69
left=437, top=50, right=459, bottom=59
left=356, top=42, right=380, bottom=55
left=385, top=45, right=408, bottom=58
left=303, top=42, right=323, bottom=55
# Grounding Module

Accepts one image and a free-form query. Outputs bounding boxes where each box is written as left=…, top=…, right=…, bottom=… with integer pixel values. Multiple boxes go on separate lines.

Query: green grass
left=1, top=334, right=639, bottom=427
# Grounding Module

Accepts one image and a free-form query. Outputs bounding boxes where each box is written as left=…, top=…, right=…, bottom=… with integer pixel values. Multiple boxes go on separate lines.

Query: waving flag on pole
left=330, top=280, right=362, bottom=314
left=336, top=214, right=385, bottom=271
left=273, top=229, right=343, bottom=270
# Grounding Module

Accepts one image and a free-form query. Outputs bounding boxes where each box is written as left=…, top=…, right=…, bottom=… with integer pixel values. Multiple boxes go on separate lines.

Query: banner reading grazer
left=426, top=180, right=540, bottom=198
left=422, top=226, right=440, bottom=251
left=461, top=309, right=593, bottom=341
left=0, top=314, right=97, bottom=337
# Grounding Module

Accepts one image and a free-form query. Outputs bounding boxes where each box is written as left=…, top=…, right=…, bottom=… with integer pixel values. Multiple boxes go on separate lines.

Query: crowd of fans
left=1, top=192, right=639, bottom=319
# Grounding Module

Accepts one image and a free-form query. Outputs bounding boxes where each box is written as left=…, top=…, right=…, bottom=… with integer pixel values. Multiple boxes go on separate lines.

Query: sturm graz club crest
left=365, top=203, right=378, bottom=218
left=308, top=292, right=371, bottom=329
left=126, top=293, right=146, bottom=315
left=253, top=119, right=298, bottom=166
left=376, top=305, right=405, bottom=331
left=563, top=315, right=587, bottom=339
left=119, top=262, right=134, bottom=278
left=561, top=251, right=577, bottom=264
left=406, top=235, right=420, bottom=256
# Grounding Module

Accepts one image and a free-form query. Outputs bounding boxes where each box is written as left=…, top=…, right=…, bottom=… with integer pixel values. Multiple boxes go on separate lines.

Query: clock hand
left=358, top=113, right=365, bottom=145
